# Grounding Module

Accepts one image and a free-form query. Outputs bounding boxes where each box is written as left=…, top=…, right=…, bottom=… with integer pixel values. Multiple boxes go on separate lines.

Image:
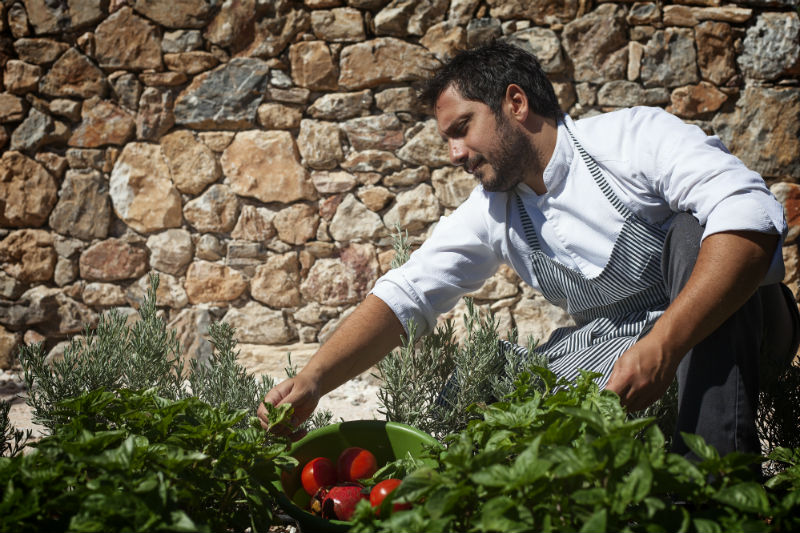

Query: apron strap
left=515, top=194, right=542, bottom=252
left=563, top=123, right=633, bottom=220
left=515, top=121, right=634, bottom=252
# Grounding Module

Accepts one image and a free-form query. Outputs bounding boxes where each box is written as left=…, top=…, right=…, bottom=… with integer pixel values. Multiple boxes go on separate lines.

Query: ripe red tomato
left=319, top=483, right=367, bottom=521
left=301, top=457, right=337, bottom=496
left=337, top=447, right=378, bottom=483
left=370, top=478, right=410, bottom=514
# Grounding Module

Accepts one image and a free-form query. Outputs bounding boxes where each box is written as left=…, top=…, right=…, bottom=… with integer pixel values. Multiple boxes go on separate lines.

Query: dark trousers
left=662, top=213, right=799, bottom=457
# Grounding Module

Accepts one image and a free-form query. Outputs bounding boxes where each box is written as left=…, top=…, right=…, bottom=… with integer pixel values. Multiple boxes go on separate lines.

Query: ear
left=504, top=84, right=529, bottom=122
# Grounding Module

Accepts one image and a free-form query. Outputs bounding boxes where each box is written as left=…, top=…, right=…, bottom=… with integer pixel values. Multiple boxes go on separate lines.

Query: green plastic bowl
left=273, top=420, right=441, bottom=532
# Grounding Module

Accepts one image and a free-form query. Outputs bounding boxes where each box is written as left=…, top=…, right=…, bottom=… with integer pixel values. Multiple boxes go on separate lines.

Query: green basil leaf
left=679, top=432, right=719, bottom=463
left=712, top=482, right=769, bottom=515
left=692, top=517, right=723, bottom=533
left=579, top=508, right=607, bottom=533
left=478, top=495, right=534, bottom=533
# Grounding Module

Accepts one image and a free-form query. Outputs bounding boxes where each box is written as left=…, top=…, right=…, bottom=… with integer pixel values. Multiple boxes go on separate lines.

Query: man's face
left=435, top=85, right=533, bottom=193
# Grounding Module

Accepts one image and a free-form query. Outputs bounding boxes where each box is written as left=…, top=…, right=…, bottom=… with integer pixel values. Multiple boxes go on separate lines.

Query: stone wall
left=1, top=0, right=799, bottom=370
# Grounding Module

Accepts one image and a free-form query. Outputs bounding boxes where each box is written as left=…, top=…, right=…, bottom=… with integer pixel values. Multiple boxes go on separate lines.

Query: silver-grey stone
left=9, top=107, right=53, bottom=152
left=270, top=69, right=294, bottom=89
left=136, top=87, right=174, bottom=141
left=53, top=235, right=85, bottom=258
left=53, top=256, right=78, bottom=287
left=221, top=302, right=294, bottom=344
left=195, top=233, right=225, bottom=261
left=161, top=30, right=203, bottom=53
left=641, top=28, right=698, bottom=88
left=0, top=271, right=26, bottom=300
left=738, top=12, right=800, bottom=81
left=174, top=58, right=270, bottom=129
left=597, top=81, right=670, bottom=107
left=48, top=169, right=111, bottom=240
left=146, top=229, right=194, bottom=276
left=504, top=27, right=565, bottom=74
left=467, top=17, right=502, bottom=48
left=111, top=73, right=142, bottom=111
left=167, top=308, right=213, bottom=363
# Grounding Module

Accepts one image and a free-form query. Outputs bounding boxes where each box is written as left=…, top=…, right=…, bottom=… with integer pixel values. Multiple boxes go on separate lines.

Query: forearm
left=648, top=229, right=778, bottom=362
left=607, top=229, right=779, bottom=410
left=298, top=294, right=407, bottom=397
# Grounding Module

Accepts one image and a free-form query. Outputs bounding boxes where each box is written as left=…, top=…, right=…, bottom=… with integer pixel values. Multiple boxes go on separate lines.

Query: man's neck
left=522, top=117, right=558, bottom=196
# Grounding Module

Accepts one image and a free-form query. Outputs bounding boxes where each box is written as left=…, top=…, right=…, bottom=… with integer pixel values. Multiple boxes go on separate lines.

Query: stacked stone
left=0, top=0, right=798, bottom=370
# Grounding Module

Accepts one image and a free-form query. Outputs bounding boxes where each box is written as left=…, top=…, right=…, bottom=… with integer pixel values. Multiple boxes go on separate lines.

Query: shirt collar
left=516, top=114, right=574, bottom=199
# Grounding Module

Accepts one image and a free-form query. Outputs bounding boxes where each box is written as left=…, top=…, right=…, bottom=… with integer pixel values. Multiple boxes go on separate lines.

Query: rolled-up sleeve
left=635, top=108, right=787, bottom=285
left=371, top=188, right=504, bottom=339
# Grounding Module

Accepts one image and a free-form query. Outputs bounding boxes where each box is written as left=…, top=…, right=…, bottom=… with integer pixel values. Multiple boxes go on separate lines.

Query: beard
left=469, top=116, right=535, bottom=193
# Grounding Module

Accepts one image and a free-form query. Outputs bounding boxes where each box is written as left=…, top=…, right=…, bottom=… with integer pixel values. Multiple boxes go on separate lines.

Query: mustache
left=465, top=155, right=484, bottom=174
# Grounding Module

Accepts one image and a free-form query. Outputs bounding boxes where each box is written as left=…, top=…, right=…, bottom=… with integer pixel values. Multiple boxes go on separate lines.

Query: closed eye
left=452, top=118, right=469, bottom=138
left=442, top=114, right=472, bottom=140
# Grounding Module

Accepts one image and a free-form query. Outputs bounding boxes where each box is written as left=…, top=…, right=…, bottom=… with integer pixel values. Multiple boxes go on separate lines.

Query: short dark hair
left=420, top=41, right=562, bottom=121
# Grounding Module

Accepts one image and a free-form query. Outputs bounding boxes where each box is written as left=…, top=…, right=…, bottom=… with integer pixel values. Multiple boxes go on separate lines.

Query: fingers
left=257, top=377, right=320, bottom=434
left=604, top=368, right=625, bottom=396
left=608, top=372, right=649, bottom=412
left=605, top=363, right=633, bottom=405
left=609, top=355, right=674, bottom=412
left=606, top=365, right=648, bottom=412
left=258, top=400, right=296, bottom=435
left=264, top=379, right=293, bottom=406
left=606, top=346, right=653, bottom=411
left=258, top=380, right=295, bottom=431
left=613, top=378, right=664, bottom=413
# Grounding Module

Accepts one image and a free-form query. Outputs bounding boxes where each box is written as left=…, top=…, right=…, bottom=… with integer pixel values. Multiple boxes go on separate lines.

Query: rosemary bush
left=187, top=321, right=274, bottom=428
left=378, top=300, right=541, bottom=441
left=15, top=273, right=329, bottom=436
left=389, top=225, right=411, bottom=269
left=378, top=228, right=542, bottom=439
left=120, top=276, right=185, bottom=398
left=758, top=360, right=800, bottom=475
left=19, top=275, right=185, bottom=430
left=1, top=400, right=30, bottom=458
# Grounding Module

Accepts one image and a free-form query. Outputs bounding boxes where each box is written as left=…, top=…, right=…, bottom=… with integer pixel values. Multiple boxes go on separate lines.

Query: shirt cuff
left=370, top=278, right=432, bottom=340
left=702, top=194, right=787, bottom=286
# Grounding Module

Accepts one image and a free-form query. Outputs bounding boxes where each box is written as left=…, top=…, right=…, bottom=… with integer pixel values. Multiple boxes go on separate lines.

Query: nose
left=448, top=139, right=468, bottom=166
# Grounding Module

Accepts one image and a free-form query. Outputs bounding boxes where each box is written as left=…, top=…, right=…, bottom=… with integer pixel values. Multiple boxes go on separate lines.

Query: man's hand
left=257, top=373, right=320, bottom=432
left=605, top=229, right=778, bottom=412
left=606, top=334, right=681, bottom=412
left=256, top=294, right=406, bottom=434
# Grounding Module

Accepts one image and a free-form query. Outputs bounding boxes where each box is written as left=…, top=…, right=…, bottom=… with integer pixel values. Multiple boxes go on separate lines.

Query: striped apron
left=502, top=125, right=671, bottom=387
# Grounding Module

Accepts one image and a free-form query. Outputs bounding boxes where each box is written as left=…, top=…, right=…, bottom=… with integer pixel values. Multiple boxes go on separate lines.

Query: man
left=259, top=42, right=798, bottom=457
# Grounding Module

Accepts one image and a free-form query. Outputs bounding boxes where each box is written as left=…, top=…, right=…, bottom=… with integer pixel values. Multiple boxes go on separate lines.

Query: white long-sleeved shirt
left=371, top=106, right=787, bottom=339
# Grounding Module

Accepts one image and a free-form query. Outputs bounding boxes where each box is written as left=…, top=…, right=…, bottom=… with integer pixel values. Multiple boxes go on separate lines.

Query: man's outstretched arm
left=606, top=229, right=779, bottom=412
left=257, top=294, right=406, bottom=430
